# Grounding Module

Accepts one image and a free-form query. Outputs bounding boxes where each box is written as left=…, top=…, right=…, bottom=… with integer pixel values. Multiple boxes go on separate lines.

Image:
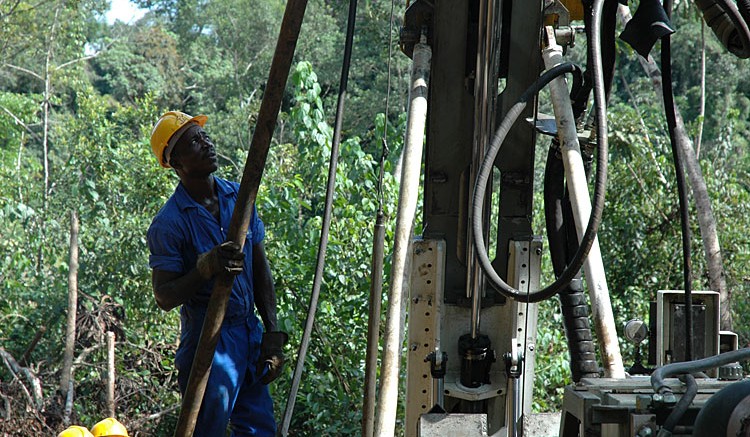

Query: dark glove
left=257, top=331, right=288, bottom=384
left=196, top=241, right=244, bottom=279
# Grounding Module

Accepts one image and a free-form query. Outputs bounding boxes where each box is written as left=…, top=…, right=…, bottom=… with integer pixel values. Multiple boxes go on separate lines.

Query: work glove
left=257, top=331, right=288, bottom=384
left=195, top=241, right=244, bottom=280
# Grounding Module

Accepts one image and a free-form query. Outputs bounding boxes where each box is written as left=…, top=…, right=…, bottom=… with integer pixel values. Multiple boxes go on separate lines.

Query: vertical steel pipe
left=468, top=0, right=499, bottom=339
left=362, top=211, right=386, bottom=437
left=374, top=35, right=432, bottom=437
left=541, top=30, right=624, bottom=378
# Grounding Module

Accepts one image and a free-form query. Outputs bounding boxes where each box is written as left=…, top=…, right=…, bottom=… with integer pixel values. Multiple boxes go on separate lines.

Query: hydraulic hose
left=659, top=374, right=698, bottom=436
left=694, top=0, right=750, bottom=58
left=662, top=0, right=694, bottom=362
left=473, top=63, right=591, bottom=303
left=570, top=0, right=619, bottom=120
left=651, top=347, right=750, bottom=394
left=559, top=281, right=600, bottom=380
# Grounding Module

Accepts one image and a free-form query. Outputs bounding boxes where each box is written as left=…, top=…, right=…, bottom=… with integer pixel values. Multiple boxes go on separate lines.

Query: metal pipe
left=374, top=35, right=431, bottom=437
left=362, top=211, right=385, bottom=437
left=541, top=29, right=624, bottom=378
left=468, top=0, right=499, bottom=339
left=172, top=1, right=309, bottom=435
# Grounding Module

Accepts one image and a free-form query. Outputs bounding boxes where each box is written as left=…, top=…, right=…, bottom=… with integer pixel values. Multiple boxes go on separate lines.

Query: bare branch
left=55, top=53, right=100, bottom=71
left=2, top=63, right=42, bottom=81
left=0, top=104, right=42, bottom=142
left=129, top=404, right=180, bottom=427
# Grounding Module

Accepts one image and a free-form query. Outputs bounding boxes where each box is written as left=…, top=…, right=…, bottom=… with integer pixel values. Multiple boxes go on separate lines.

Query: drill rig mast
left=368, top=0, right=750, bottom=436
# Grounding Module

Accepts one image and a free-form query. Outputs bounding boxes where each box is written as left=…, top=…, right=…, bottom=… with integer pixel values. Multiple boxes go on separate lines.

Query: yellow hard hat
left=150, top=110, right=208, bottom=168
left=58, top=426, right=94, bottom=437
left=90, top=417, right=130, bottom=437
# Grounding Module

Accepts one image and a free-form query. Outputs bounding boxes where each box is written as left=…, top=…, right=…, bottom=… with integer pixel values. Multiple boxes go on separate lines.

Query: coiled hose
left=473, top=0, right=609, bottom=303
left=473, top=63, right=591, bottom=303
left=694, top=0, right=750, bottom=58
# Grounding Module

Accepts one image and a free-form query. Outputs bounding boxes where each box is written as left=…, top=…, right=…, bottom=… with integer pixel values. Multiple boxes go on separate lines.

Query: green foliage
left=3, top=0, right=750, bottom=434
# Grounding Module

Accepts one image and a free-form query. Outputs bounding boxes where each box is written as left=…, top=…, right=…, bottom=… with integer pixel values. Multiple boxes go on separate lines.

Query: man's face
left=171, top=124, right=218, bottom=176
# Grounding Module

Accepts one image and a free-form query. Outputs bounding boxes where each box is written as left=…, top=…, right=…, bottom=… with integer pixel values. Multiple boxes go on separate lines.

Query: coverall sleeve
left=147, top=220, right=186, bottom=273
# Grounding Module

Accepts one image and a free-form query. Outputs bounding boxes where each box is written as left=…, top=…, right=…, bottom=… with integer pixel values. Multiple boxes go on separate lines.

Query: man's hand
left=257, top=331, right=288, bottom=384
left=195, top=241, right=244, bottom=280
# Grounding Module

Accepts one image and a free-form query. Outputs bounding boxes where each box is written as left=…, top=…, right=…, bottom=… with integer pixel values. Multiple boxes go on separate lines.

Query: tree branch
left=2, top=63, right=42, bottom=81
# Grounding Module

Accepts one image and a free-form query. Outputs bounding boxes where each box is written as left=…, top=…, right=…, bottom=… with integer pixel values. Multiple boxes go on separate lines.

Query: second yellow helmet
left=91, top=417, right=129, bottom=437
left=58, top=425, right=94, bottom=437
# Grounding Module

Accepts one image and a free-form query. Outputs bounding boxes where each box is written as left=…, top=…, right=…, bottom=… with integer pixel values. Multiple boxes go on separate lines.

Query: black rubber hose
left=559, top=282, right=600, bottom=380
left=652, top=347, right=750, bottom=394
left=571, top=0, right=618, bottom=120
left=740, top=0, right=750, bottom=23
left=694, top=0, right=750, bottom=58
left=661, top=0, right=694, bottom=362
left=544, top=147, right=599, bottom=381
left=661, top=374, right=698, bottom=433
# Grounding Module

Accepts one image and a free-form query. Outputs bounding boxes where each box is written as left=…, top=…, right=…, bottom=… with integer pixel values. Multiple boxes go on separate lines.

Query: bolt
left=636, top=427, right=653, bottom=437
left=652, top=393, right=663, bottom=405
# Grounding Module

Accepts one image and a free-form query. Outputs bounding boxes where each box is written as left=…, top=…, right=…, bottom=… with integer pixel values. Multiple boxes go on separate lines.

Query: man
left=147, top=111, right=287, bottom=436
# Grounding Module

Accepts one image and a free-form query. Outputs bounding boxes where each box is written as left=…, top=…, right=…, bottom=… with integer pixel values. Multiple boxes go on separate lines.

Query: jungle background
left=1, top=0, right=750, bottom=435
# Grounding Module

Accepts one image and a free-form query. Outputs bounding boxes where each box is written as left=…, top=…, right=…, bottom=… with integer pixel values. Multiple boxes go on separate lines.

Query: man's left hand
left=257, top=331, right=288, bottom=384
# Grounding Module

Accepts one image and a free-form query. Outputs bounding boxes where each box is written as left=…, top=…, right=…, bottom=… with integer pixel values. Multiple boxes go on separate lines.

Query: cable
left=651, top=347, right=750, bottom=394
left=362, top=2, right=395, bottom=435
left=279, top=0, right=359, bottom=434
left=377, top=0, right=397, bottom=210
left=662, top=0, right=694, bottom=362
left=660, top=374, right=698, bottom=435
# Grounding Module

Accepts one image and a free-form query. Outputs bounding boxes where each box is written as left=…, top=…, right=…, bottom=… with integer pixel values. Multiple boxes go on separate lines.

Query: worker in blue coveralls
left=147, top=111, right=287, bottom=436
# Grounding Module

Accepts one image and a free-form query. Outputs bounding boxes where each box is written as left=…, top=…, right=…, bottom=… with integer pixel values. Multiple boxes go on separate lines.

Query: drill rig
left=367, top=1, right=750, bottom=436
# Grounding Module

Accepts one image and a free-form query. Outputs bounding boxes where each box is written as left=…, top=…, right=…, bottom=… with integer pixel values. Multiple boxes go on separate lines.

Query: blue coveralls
left=147, top=177, right=276, bottom=437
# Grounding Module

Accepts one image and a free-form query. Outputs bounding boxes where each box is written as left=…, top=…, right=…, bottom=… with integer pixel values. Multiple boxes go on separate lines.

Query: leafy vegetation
left=1, top=1, right=750, bottom=435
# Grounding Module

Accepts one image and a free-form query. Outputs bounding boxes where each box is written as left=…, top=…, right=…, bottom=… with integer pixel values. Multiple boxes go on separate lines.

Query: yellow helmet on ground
left=58, top=425, right=94, bottom=437
left=150, top=110, right=208, bottom=168
left=90, top=417, right=130, bottom=437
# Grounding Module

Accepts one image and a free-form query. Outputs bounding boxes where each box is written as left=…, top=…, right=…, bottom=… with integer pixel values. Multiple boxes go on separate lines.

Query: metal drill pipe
left=541, top=30, right=624, bottom=378
left=374, top=36, right=431, bottom=437
left=362, top=211, right=386, bottom=437
left=468, top=0, right=499, bottom=340
left=172, top=2, right=309, bottom=435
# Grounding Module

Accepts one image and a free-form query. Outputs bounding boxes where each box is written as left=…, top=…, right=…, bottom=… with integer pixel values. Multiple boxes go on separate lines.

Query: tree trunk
left=61, top=210, right=79, bottom=410
left=107, top=331, right=116, bottom=417
left=617, top=5, right=731, bottom=330
left=696, top=21, right=706, bottom=157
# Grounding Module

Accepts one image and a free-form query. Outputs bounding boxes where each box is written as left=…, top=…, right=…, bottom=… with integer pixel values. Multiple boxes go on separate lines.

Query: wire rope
left=279, top=0, right=359, bottom=434
left=662, top=0, right=694, bottom=362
